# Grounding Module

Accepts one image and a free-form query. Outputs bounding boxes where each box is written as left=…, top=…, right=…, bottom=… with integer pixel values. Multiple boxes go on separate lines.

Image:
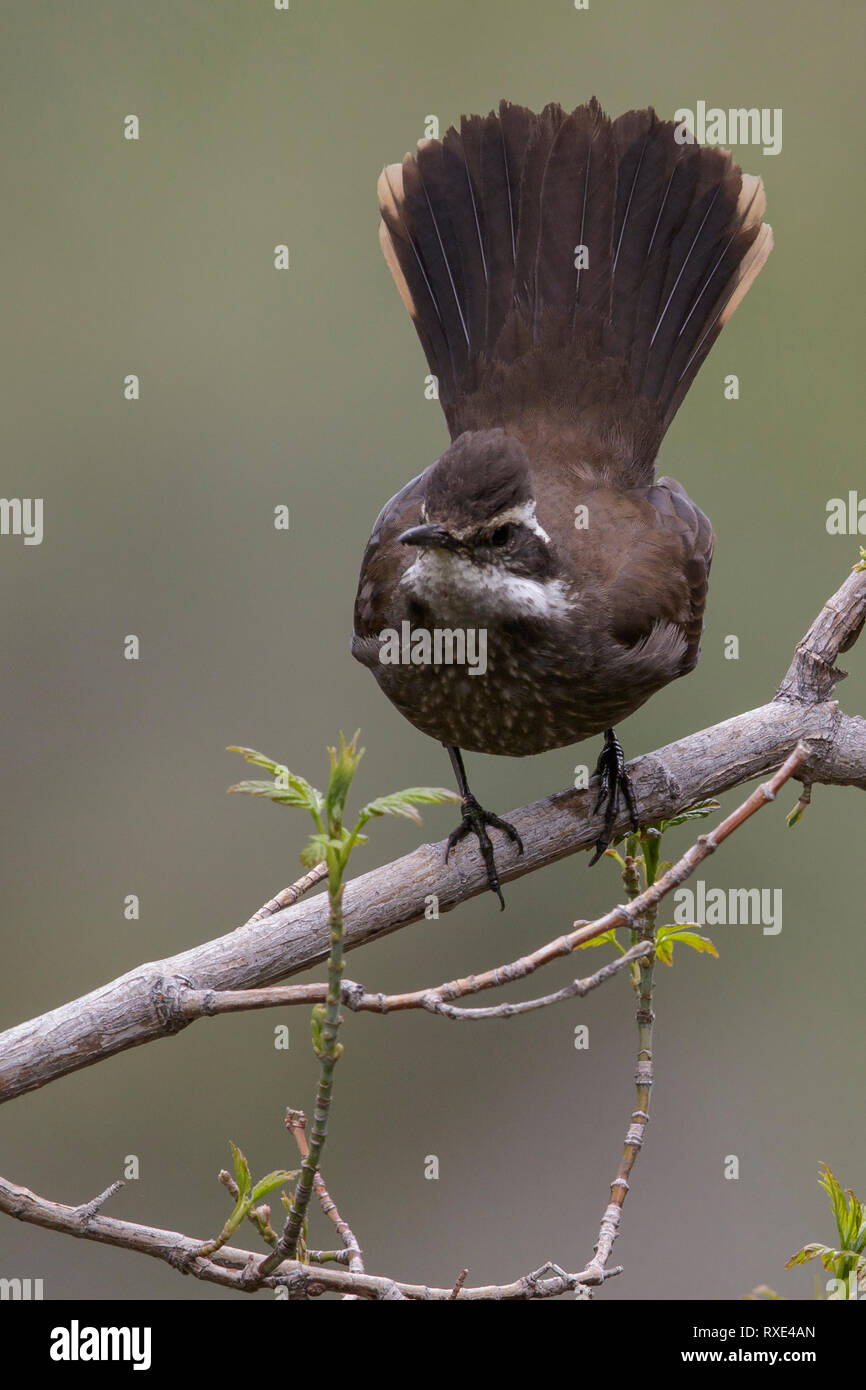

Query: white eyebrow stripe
left=449, top=499, right=551, bottom=544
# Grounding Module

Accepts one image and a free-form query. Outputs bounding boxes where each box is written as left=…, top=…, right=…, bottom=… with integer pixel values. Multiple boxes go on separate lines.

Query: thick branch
left=1, top=567, right=864, bottom=1103
left=776, top=562, right=866, bottom=703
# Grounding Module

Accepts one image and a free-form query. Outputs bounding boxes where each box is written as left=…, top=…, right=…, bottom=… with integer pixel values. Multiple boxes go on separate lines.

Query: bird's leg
left=444, top=745, right=524, bottom=910
left=588, top=727, right=639, bottom=866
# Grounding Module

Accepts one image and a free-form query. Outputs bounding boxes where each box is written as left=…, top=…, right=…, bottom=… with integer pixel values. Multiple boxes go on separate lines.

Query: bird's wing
left=593, top=479, right=714, bottom=675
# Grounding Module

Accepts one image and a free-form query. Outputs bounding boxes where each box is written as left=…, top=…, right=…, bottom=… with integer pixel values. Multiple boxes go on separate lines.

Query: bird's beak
left=398, top=523, right=457, bottom=550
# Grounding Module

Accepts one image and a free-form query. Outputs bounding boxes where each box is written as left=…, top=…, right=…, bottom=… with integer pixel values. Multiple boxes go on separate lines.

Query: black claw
left=445, top=793, right=524, bottom=910
left=588, top=729, right=640, bottom=867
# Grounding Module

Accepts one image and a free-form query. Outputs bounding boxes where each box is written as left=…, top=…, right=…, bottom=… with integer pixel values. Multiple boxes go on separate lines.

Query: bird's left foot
left=588, top=728, right=639, bottom=866
left=445, top=795, right=524, bottom=910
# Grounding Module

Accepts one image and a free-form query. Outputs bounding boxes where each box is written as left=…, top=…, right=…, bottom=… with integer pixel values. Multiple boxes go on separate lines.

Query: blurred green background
left=1, top=0, right=863, bottom=1301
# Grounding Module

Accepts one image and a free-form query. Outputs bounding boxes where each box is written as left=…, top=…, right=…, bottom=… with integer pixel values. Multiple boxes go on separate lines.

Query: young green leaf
left=654, top=799, right=721, bottom=834
left=785, top=1242, right=859, bottom=1273
left=359, top=787, right=460, bottom=825
left=300, top=838, right=328, bottom=869
left=326, top=731, right=364, bottom=824
left=575, top=927, right=624, bottom=954
left=230, top=1142, right=251, bottom=1199
left=227, top=777, right=317, bottom=810
left=250, top=1170, right=299, bottom=1204
left=227, top=747, right=324, bottom=818
left=655, top=924, right=719, bottom=966
left=784, top=1164, right=866, bottom=1299
left=227, top=747, right=287, bottom=777
left=818, top=1162, right=865, bottom=1252
left=311, top=1003, right=326, bottom=1055
left=300, top=831, right=366, bottom=868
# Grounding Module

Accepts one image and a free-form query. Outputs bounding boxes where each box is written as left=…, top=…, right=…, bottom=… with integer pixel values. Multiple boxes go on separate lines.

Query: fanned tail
left=378, top=98, right=773, bottom=479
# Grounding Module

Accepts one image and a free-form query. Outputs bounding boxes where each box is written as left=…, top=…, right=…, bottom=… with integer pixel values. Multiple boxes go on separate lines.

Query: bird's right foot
left=445, top=794, right=524, bottom=910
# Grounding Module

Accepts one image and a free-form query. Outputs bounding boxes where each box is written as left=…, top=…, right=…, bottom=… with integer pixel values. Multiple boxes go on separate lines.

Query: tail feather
left=542, top=99, right=618, bottom=322
left=636, top=152, right=739, bottom=401
left=658, top=178, right=772, bottom=425
left=440, top=126, right=487, bottom=353
left=497, top=100, right=534, bottom=258
left=536, top=104, right=617, bottom=328
left=572, top=108, right=617, bottom=319
left=536, top=112, right=585, bottom=329
left=609, top=112, right=675, bottom=351
left=623, top=150, right=707, bottom=399
left=400, top=151, right=470, bottom=392
left=377, top=163, right=452, bottom=393
left=477, top=111, right=517, bottom=353
left=513, top=102, right=567, bottom=317
left=377, top=98, right=773, bottom=464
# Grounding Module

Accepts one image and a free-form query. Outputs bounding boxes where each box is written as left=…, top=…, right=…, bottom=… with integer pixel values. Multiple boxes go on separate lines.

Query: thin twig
left=587, top=855, right=657, bottom=1280
left=285, top=1109, right=364, bottom=1280
left=176, top=942, right=653, bottom=1021
left=0, top=1173, right=618, bottom=1300
left=242, top=862, right=328, bottom=926
left=411, top=942, right=653, bottom=1019
left=581, top=749, right=807, bottom=1282
left=72, top=1181, right=125, bottom=1230
left=264, top=875, right=348, bottom=1270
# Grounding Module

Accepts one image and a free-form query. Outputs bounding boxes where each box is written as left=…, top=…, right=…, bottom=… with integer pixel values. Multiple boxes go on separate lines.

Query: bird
left=351, top=98, right=773, bottom=907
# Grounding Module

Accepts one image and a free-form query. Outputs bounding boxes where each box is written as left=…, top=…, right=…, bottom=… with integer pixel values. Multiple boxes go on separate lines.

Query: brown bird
left=352, top=98, right=773, bottom=905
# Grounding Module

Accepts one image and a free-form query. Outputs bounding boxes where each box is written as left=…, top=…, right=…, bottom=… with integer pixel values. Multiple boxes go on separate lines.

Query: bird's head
left=398, top=429, right=569, bottom=619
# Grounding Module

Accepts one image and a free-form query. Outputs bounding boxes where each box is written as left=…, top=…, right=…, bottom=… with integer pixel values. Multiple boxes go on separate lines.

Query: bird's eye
left=490, top=524, right=514, bottom=547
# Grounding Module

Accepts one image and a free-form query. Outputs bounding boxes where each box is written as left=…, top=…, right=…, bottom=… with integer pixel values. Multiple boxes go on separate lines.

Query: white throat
left=400, top=548, right=575, bottom=621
